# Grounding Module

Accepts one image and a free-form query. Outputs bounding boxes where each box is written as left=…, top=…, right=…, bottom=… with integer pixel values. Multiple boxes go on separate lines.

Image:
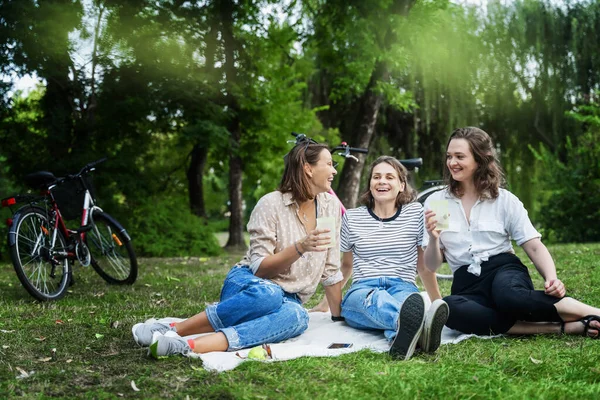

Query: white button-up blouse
left=423, top=188, right=541, bottom=276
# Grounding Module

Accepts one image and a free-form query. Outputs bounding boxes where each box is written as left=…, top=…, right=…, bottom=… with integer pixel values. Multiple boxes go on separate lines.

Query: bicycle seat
left=24, top=171, right=57, bottom=189
left=399, top=158, right=423, bottom=171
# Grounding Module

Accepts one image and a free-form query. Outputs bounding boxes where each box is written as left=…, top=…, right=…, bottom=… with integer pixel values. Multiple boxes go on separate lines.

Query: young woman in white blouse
left=132, top=141, right=345, bottom=357
left=340, top=156, right=448, bottom=360
left=424, top=127, right=600, bottom=338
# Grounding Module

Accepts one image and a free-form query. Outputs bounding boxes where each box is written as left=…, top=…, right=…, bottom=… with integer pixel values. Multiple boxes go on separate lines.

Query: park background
left=1, top=0, right=599, bottom=258
left=0, top=1, right=599, bottom=398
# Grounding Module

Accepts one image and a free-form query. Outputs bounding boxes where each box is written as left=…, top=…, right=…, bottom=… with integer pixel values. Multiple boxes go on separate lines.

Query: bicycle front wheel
left=9, top=206, right=71, bottom=301
left=87, top=212, right=137, bottom=284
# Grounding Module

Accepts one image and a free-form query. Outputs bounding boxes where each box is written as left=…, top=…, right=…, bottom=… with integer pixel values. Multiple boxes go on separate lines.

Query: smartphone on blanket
left=328, top=343, right=353, bottom=349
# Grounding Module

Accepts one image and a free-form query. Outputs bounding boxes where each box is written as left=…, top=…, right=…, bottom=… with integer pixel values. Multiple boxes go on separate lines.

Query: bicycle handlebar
left=53, top=157, right=108, bottom=186
left=331, top=145, right=368, bottom=154
left=289, top=132, right=368, bottom=157
left=79, top=157, right=108, bottom=175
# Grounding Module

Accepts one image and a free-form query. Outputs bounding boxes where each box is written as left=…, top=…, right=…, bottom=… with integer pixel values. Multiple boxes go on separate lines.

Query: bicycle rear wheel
left=87, top=212, right=137, bottom=284
left=9, top=206, right=70, bottom=301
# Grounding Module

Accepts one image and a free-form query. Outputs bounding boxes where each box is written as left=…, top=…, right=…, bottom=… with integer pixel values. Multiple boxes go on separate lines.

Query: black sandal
left=580, top=315, right=600, bottom=339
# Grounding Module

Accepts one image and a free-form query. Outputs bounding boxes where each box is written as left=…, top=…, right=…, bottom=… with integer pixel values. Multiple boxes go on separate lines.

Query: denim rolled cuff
left=322, top=270, right=343, bottom=286
left=205, top=303, right=225, bottom=331
left=219, top=326, right=242, bottom=351
left=249, top=257, right=265, bottom=274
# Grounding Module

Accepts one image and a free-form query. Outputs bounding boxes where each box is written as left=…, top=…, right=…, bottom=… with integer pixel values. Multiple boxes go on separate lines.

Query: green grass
left=0, top=244, right=599, bottom=399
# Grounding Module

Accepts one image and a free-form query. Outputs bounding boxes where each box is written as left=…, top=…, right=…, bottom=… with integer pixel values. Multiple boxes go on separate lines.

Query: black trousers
left=444, top=253, right=562, bottom=335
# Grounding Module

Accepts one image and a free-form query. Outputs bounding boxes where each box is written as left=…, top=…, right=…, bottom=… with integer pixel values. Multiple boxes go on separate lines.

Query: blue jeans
left=205, top=266, right=309, bottom=351
left=341, top=277, right=419, bottom=341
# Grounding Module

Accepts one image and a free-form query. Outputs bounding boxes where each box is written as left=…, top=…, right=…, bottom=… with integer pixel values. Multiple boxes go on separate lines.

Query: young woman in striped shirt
left=339, top=156, right=449, bottom=360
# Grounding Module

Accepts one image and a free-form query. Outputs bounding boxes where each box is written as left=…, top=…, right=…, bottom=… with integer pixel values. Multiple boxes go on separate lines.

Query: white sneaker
left=132, top=320, right=176, bottom=346
left=148, top=332, right=192, bottom=359
left=418, top=299, right=449, bottom=353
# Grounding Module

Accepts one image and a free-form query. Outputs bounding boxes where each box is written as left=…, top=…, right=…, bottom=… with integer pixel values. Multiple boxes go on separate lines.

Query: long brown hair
left=444, top=127, right=505, bottom=199
left=278, top=142, right=330, bottom=203
left=359, top=156, right=417, bottom=208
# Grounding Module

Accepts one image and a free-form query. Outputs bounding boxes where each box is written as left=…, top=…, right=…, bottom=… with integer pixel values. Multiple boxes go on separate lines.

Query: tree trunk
left=186, top=14, right=218, bottom=219
left=42, top=67, right=74, bottom=164
left=219, top=0, right=246, bottom=250
left=331, top=0, right=416, bottom=208
left=226, top=127, right=245, bottom=250
left=336, top=62, right=388, bottom=208
left=187, top=144, right=208, bottom=218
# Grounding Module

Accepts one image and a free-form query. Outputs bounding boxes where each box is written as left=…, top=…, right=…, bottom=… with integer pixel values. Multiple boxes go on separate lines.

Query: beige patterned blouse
left=236, top=191, right=342, bottom=303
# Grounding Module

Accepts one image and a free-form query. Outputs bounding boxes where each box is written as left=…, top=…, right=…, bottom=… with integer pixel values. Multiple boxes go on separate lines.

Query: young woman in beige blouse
left=132, top=141, right=344, bottom=357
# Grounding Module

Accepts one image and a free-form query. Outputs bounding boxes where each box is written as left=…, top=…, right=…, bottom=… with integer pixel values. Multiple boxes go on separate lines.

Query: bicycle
left=1, top=158, right=138, bottom=301
left=289, top=133, right=452, bottom=280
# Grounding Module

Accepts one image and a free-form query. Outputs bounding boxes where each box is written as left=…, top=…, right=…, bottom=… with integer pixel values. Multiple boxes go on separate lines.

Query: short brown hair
left=444, top=127, right=505, bottom=199
left=359, top=156, right=417, bottom=208
left=279, top=142, right=330, bottom=203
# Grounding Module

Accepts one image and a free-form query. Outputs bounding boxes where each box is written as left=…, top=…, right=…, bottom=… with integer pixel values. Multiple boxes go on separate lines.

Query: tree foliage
left=2, top=0, right=600, bottom=254
left=532, top=94, right=600, bottom=243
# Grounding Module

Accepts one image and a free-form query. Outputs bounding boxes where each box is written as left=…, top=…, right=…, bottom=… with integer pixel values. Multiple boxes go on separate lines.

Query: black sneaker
left=389, top=293, right=425, bottom=360
left=418, top=299, right=449, bottom=353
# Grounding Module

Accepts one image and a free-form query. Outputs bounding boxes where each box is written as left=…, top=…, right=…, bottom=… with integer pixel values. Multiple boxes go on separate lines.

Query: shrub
left=531, top=104, right=600, bottom=243
left=127, top=196, right=222, bottom=257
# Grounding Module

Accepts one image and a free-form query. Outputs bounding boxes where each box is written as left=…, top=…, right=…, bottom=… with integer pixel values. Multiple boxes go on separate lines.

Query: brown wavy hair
left=444, top=127, right=505, bottom=199
left=359, top=156, right=417, bottom=208
left=278, top=142, right=331, bottom=203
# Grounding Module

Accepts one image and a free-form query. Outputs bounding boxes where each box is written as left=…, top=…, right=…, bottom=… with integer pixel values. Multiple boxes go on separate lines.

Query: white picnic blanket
left=139, top=294, right=500, bottom=372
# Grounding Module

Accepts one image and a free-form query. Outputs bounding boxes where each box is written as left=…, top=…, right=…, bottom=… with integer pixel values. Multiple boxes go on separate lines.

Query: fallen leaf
left=38, top=357, right=52, bottom=362
left=16, top=367, right=34, bottom=380
left=95, top=333, right=104, bottom=339
left=155, top=299, right=166, bottom=305
left=529, top=356, right=542, bottom=364
left=55, top=320, right=64, bottom=325
left=35, top=336, right=46, bottom=342
left=131, top=380, right=140, bottom=392
left=66, top=359, right=73, bottom=363
left=111, top=321, right=120, bottom=329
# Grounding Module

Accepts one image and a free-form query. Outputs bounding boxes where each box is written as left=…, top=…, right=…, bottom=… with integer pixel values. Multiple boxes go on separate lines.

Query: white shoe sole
left=420, top=299, right=449, bottom=353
